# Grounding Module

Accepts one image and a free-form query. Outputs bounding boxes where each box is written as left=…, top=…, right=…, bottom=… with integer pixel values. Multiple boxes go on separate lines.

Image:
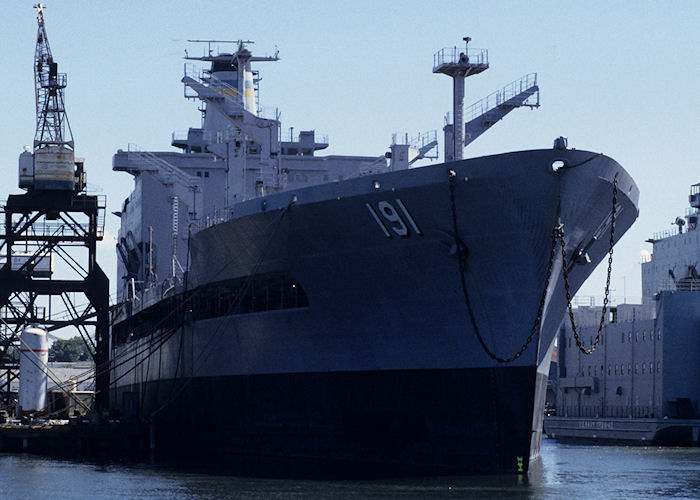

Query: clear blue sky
left=1, top=0, right=698, bottom=303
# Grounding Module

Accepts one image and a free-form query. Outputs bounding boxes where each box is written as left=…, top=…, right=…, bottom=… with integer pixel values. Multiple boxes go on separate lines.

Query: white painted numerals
left=366, top=199, right=423, bottom=238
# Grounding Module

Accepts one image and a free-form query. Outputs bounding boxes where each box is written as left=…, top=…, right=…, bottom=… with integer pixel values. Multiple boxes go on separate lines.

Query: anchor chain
left=562, top=176, right=618, bottom=354
left=448, top=170, right=558, bottom=363
left=448, top=170, right=619, bottom=361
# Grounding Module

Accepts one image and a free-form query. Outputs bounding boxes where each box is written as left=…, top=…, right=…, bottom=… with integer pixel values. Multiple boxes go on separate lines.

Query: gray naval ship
left=109, top=38, right=639, bottom=475
left=546, top=183, right=700, bottom=445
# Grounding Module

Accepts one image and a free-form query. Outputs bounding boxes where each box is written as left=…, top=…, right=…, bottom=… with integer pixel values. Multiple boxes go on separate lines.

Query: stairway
left=464, top=73, right=539, bottom=147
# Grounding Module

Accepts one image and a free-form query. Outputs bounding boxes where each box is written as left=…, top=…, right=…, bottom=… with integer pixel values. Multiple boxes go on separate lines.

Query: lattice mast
left=33, top=3, right=73, bottom=151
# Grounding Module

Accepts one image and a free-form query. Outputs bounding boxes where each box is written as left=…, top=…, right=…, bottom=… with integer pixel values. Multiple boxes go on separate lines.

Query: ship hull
left=110, top=149, right=639, bottom=476
left=118, top=366, right=537, bottom=476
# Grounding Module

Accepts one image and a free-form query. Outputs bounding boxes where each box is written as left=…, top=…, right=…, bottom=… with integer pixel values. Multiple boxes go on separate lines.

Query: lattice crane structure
left=0, top=4, right=109, bottom=415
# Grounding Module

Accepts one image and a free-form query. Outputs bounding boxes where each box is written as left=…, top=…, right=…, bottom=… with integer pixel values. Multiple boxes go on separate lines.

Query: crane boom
left=33, top=2, right=73, bottom=150
left=19, top=3, right=84, bottom=192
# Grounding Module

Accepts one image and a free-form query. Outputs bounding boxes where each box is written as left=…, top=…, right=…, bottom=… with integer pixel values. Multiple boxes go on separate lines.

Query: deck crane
left=18, top=3, right=85, bottom=192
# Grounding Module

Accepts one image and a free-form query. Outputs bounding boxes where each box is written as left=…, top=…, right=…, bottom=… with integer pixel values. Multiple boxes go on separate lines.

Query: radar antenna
left=33, top=3, right=73, bottom=150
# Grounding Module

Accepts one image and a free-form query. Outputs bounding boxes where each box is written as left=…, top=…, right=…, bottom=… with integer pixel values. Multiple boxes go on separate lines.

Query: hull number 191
left=366, top=199, right=423, bottom=238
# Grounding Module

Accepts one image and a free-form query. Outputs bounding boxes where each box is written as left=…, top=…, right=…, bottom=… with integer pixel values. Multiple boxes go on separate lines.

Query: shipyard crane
left=1, top=4, right=108, bottom=416
left=34, top=2, right=72, bottom=149
left=19, top=3, right=84, bottom=192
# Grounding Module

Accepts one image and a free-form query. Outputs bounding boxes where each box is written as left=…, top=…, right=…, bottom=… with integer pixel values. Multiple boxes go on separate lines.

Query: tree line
left=48, top=336, right=94, bottom=363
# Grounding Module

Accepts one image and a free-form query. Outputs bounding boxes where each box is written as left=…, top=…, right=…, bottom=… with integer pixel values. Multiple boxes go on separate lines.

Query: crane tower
left=1, top=4, right=108, bottom=416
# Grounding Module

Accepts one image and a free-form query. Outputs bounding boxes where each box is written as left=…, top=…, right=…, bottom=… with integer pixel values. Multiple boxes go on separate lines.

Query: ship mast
left=433, top=37, right=488, bottom=162
left=33, top=3, right=73, bottom=151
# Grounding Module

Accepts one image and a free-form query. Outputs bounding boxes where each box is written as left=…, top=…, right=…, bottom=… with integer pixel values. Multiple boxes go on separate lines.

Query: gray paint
left=550, top=181, right=700, bottom=442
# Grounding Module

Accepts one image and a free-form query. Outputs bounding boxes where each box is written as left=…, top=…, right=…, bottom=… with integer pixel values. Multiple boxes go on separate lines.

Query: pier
left=0, top=419, right=148, bottom=458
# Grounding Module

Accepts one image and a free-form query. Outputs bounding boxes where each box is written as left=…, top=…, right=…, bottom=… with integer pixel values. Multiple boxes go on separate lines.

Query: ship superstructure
left=108, top=38, right=638, bottom=475
left=111, top=39, right=543, bottom=309
left=546, top=183, right=700, bottom=444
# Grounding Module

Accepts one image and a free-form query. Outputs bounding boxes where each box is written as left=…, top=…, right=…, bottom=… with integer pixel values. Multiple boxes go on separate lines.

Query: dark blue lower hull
left=115, top=365, right=537, bottom=477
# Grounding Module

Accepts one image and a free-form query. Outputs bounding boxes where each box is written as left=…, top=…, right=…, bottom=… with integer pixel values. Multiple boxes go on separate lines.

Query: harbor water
left=1, top=438, right=699, bottom=499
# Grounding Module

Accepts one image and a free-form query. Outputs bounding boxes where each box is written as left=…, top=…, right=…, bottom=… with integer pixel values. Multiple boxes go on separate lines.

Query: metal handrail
left=171, top=130, right=188, bottom=142
left=126, top=144, right=199, bottom=188
left=464, top=73, right=538, bottom=122
left=433, top=47, right=488, bottom=70
left=652, top=229, right=677, bottom=241
left=279, top=130, right=329, bottom=144
left=391, top=130, right=438, bottom=149
left=38, top=73, right=67, bottom=88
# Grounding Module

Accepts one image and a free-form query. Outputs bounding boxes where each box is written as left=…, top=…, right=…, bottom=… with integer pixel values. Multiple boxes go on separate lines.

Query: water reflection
left=1, top=438, right=700, bottom=499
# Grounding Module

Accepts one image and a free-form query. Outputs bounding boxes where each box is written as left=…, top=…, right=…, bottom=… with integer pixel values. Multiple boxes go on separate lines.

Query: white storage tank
left=18, top=326, right=49, bottom=417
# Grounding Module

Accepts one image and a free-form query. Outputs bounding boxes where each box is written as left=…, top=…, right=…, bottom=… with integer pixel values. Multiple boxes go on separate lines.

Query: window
left=628, top=363, right=631, bottom=374
left=642, top=363, right=645, bottom=374
left=642, top=331, right=646, bottom=341
left=614, top=365, right=618, bottom=375
left=608, top=365, right=611, bottom=375
left=622, top=332, right=625, bottom=343
left=658, top=330, right=662, bottom=341
left=204, top=171, right=210, bottom=178
left=635, top=363, right=638, bottom=374
left=196, top=171, right=202, bottom=177
left=588, top=366, right=591, bottom=376
left=628, top=332, right=632, bottom=342
left=657, top=361, right=661, bottom=373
